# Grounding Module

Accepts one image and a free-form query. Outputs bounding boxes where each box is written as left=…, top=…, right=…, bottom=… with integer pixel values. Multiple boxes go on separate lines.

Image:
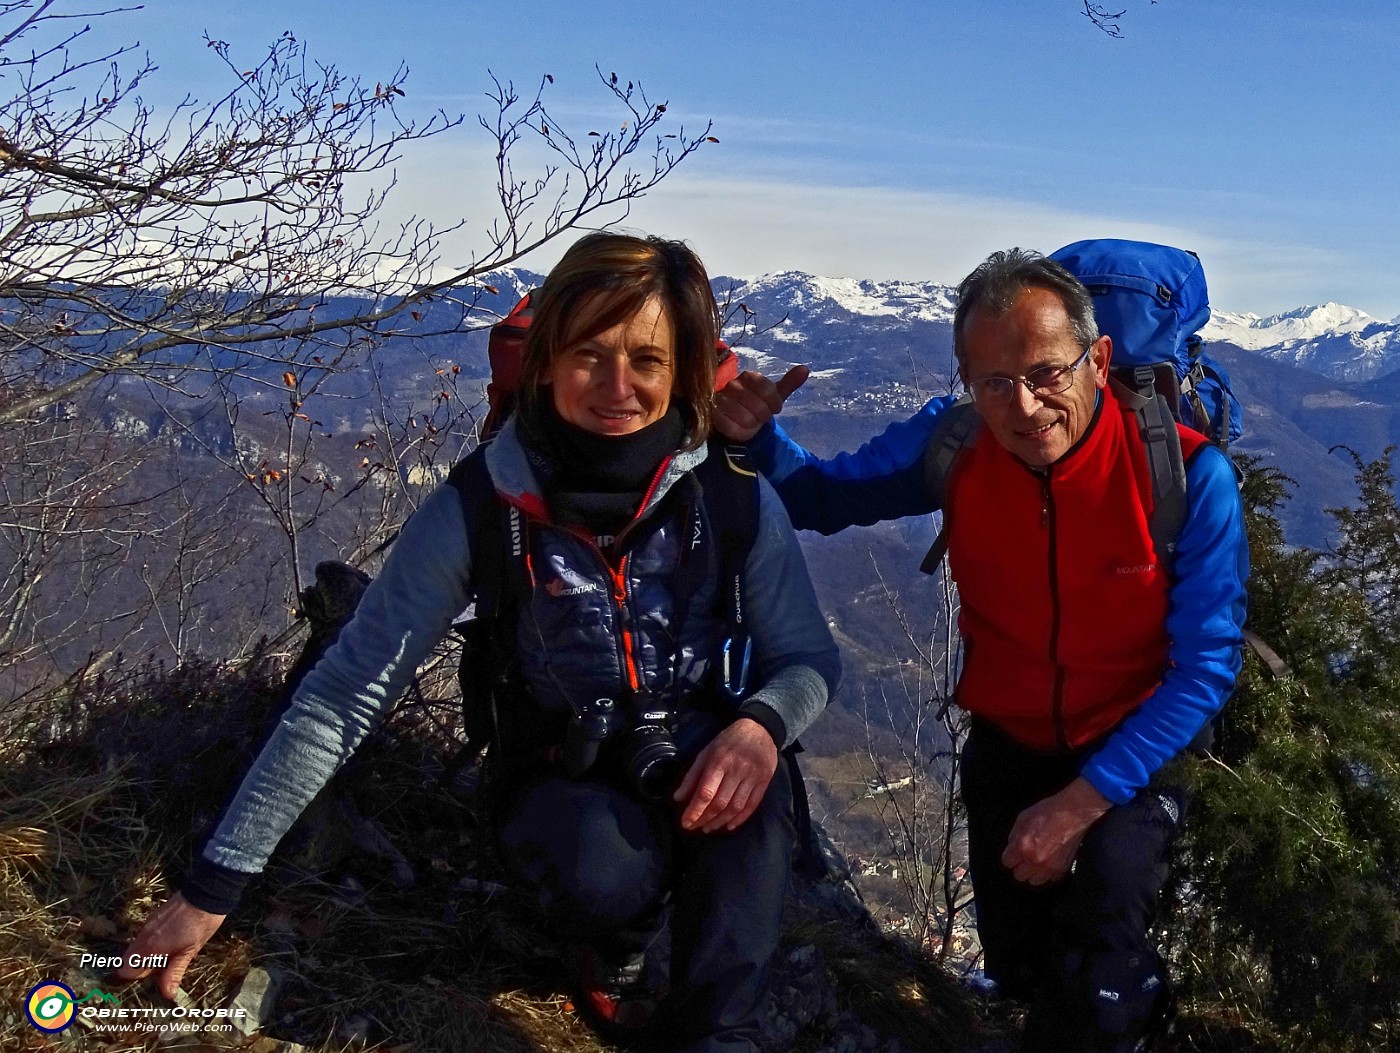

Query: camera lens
left=626, top=722, right=680, bottom=802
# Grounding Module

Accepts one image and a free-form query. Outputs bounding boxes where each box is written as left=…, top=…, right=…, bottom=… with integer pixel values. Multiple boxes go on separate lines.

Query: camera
left=562, top=694, right=680, bottom=802
left=616, top=705, right=682, bottom=802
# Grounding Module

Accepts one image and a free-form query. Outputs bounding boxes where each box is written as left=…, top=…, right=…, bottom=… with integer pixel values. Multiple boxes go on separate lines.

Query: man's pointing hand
left=714, top=365, right=810, bottom=442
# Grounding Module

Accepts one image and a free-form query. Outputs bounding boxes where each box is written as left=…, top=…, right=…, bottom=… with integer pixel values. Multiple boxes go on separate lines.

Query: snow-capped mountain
left=718, top=272, right=1400, bottom=386
left=1203, top=303, right=1400, bottom=382
left=710, top=272, right=961, bottom=412
left=1203, top=303, right=1379, bottom=349
left=424, top=267, right=1400, bottom=404
left=723, top=271, right=957, bottom=324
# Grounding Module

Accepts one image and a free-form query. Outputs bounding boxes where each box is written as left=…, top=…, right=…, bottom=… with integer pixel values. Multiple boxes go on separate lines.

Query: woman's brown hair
left=518, top=232, right=722, bottom=448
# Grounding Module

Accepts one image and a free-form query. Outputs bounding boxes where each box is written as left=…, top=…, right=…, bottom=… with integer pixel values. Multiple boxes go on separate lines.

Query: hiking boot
left=574, top=944, right=663, bottom=1043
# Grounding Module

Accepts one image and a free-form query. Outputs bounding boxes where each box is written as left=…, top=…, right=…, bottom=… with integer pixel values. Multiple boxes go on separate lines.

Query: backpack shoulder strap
left=446, top=447, right=502, bottom=612
left=918, top=395, right=980, bottom=575
left=692, top=442, right=762, bottom=698
left=1110, top=371, right=1189, bottom=572
left=693, top=444, right=826, bottom=880
left=444, top=445, right=525, bottom=761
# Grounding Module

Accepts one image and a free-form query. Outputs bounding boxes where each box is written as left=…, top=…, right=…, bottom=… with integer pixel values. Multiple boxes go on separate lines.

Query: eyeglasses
left=965, top=343, right=1096, bottom=406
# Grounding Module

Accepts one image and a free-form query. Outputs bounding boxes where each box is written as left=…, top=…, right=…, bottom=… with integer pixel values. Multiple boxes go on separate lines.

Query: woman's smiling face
left=547, top=295, right=676, bottom=436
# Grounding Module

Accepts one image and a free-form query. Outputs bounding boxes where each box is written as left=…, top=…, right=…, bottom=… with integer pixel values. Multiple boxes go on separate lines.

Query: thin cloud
left=377, top=145, right=1383, bottom=317
left=619, top=176, right=1214, bottom=280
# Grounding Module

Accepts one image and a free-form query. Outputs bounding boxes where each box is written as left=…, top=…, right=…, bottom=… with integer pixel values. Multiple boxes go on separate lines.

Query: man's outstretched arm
left=714, top=365, right=810, bottom=442
left=717, top=367, right=955, bottom=535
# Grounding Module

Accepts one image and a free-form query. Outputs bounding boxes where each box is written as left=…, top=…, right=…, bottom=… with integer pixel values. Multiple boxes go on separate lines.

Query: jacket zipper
left=1042, top=472, right=1069, bottom=751
left=608, top=455, right=675, bottom=695
left=551, top=454, right=676, bottom=696
left=611, top=553, right=641, bottom=692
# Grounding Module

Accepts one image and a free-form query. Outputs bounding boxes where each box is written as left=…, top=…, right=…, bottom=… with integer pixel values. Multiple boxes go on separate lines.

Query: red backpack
left=483, top=291, right=741, bottom=440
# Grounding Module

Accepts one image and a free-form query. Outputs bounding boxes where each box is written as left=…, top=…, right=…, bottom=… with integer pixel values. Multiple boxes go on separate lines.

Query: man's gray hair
left=951, top=248, right=1099, bottom=368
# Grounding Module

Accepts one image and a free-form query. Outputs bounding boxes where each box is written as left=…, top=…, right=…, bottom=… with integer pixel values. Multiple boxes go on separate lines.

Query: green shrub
left=1176, top=455, right=1400, bottom=1046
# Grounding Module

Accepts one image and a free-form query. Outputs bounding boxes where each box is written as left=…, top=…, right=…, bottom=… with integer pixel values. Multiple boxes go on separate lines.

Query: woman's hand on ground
left=113, top=892, right=226, bottom=1000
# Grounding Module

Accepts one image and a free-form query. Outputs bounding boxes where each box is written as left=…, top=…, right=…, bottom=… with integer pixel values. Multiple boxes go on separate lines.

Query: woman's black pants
left=495, top=759, right=795, bottom=1053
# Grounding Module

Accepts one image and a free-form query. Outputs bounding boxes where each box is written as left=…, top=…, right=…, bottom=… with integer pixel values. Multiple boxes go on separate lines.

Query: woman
left=118, top=232, right=840, bottom=1053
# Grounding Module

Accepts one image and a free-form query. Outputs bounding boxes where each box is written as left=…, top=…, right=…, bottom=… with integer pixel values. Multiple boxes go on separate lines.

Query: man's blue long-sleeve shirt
left=748, top=396, right=1249, bottom=804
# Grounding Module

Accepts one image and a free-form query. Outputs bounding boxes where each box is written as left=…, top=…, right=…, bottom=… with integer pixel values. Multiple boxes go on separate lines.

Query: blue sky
left=117, top=2, right=1400, bottom=317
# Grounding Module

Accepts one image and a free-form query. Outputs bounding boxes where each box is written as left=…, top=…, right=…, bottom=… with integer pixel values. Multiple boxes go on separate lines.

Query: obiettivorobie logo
left=22, top=979, right=246, bottom=1035
left=24, top=981, right=113, bottom=1033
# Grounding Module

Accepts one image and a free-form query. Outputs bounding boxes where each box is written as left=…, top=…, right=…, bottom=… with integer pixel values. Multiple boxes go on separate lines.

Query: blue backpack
left=1048, top=242, right=1289, bottom=678
left=1049, top=238, right=1242, bottom=448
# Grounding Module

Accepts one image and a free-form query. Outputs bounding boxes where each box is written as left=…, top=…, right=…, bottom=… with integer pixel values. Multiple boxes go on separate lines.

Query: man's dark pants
left=962, top=719, right=1185, bottom=1052
left=495, top=759, right=796, bottom=1053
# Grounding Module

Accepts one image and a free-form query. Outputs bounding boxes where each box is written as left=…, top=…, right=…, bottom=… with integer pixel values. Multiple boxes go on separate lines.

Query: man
left=715, top=249, right=1248, bottom=1052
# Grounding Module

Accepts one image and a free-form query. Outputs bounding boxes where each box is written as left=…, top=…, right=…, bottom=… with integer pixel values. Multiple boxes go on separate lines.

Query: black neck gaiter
left=522, top=397, right=689, bottom=535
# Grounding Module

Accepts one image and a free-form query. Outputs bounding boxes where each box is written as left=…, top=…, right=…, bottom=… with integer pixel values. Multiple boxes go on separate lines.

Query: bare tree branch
left=0, top=2, right=713, bottom=426
left=1082, top=1, right=1128, bottom=36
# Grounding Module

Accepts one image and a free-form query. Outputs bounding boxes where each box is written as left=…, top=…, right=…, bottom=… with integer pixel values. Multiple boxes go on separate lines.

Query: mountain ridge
left=101, top=265, right=1400, bottom=555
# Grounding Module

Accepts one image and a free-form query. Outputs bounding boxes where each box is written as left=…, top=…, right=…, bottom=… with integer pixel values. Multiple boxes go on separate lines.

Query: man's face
left=960, top=286, right=1111, bottom=468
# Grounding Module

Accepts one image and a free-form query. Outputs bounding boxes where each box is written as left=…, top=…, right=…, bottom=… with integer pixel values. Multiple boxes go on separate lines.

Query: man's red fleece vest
left=946, top=389, right=1207, bottom=753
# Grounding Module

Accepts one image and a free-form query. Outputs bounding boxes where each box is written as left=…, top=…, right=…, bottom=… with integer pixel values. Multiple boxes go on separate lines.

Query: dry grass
left=0, top=658, right=596, bottom=1052
left=1, top=655, right=1360, bottom=1052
